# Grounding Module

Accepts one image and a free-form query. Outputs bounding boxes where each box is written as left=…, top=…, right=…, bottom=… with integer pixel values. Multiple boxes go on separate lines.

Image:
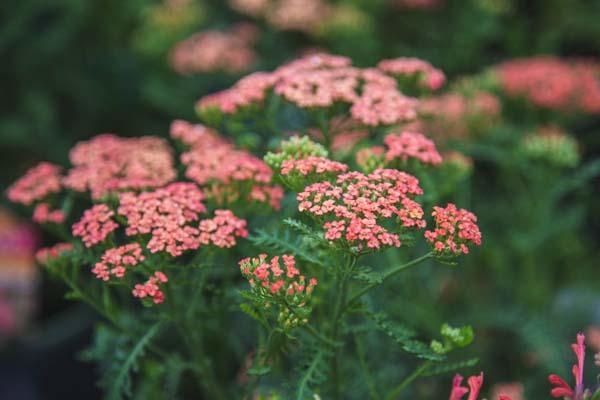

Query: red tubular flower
left=549, top=332, right=588, bottom=399
left=549, top=374, right=574, bottom=398
left=450, top=374, right=469, bottom=400
left=449, top=373, right=513, bottom=400
left=467, top=373, right=484, bottom=400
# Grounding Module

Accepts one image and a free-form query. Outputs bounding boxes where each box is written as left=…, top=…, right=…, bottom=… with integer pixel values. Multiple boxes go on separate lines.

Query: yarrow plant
left=7, top=52, right=502, bottom=400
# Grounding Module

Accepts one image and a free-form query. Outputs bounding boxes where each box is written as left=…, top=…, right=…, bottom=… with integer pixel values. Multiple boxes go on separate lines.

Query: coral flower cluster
left=197, top=53, right=426, bottom=127
left=173, top=120, right=283, bottom=209
left=169, top=23, right=259, bottom=74
left=35, top=242, right=73, bottom=265
left=496, top=57, right=600, bottom=114
left=64, top=134, right=176, bottom=199
left=424, top=203, right=481, bottom=255
left=72, top=204, right=119, bottom=248
left=449, top=373, right=513, bottom=400
left=297, top=169, right=426, bottom=249
left=92, top=243, right=145, bottom=281
left=383, top=131, right=443, bottom=165
left=377, top=57, right=446, bottom=90
left=132, top=271, right=169, bottom=304
left=280, top=156, right=348, bottom=177
left=7, top=162, right=62, bottom=206
left=264, top=135, right=328, bottom=170
left=239, top=254, right=317, bottom=328
left=33, top=203, right=65, bottom=224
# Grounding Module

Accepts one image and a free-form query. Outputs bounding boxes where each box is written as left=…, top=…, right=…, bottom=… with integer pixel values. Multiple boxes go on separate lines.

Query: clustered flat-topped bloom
left=239, top=254, right=317, bottom=328
left=377, top=57, right=446, bottom=90
left=173, top=120, right=283, bottom=209
left=32, top=203, right=65, bottom=224
left=92, top=243, right=145, bottom=281
left=383, top=131, right=443, bottom=166
left=297, top=168, right=426, bottom=249
left=549, top=333, right=595, bottom=400
left=169, top=23, right=259, bottom=75
left=64, top=134, right=176, bottom=199
left=72, top=204, right=119, bottom=248
left=521, top=125, right=580, bottom=168
left=264, top=135, right=328, bottom=171
left=227, top=0, right=331, bottom=34
left=425, top=203, right=481, bottom=256
left=355, top=146, right=385, bottom=172
left=449, top=373, right=513, bottom=400
left=132, top=271, right=169, bottom=305
left=496, top=57, right=600, bottom=114
left=280, top=156, right=348, bottom=177
left=197, top=52, right=420, bottom=127
left=7, top=162, right=62, bottom=206
left=118, top=182, right=248, bottom=257
left=35, top=242, right=73, bottom=265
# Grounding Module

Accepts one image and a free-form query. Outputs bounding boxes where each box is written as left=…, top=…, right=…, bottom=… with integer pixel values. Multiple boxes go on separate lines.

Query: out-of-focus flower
left=490, top=383, right=525, bottom=400
left=32, top=203, right=65, bottom=224
left=239, top=254, right=317, bottom=328
left=132, top=271, right=169, bottom=304
left=298, top=169, right=425, bottom=250
left=496, top=57, right=600, bottom=114
left=228, top=0, right=270, bottom=16
left=383, top=131, right=442, bottom=165
left=521, top=126, right=579, bottom=168
left=264, top=135, right=328, bottom=170
left=92, top=243, right=145, bottom=281
left=586, top=326, right=600, bottom=352
left=425, top=203, right=482, bottom=256
left=35, top=243, right=73, bottom=265
left=378, top=57, right=446, bottom=90
left=72, top=204, right=119, bottom=248
left=170, top=23, right=259, bottom=75
left=7, top=162, right=63, bottom=206
left=64, top=134, right=176, bottom=199
left=281, top=156, right=348, bottom=177
left=355, top=146, right=385, bottom=173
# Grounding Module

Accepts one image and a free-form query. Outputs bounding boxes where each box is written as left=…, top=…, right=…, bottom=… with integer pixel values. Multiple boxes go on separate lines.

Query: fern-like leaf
left=422, top=358, right=479, bottom=377
left=249, top=228, right=325, bottom=267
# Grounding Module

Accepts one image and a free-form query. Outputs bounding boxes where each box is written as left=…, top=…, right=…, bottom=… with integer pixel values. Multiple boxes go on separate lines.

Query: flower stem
left=345, top=252, right=433, bottom=311
left=384, top=361, right=431, bottom=400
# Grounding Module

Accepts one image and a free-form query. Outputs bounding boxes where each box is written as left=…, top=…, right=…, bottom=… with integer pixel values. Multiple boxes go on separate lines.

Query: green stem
left=345, top=253, right=433, bottom=311
left=384, top=361, right=431, bottom=400
left=354, top=334, right=381, bottom=400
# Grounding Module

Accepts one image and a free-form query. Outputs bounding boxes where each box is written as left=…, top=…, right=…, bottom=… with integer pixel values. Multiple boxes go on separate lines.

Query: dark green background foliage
left=1, top=0, right=600, bottom=399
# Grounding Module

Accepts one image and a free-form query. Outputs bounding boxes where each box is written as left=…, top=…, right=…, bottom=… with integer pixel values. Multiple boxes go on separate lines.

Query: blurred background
left=1, top=0, right=600, bottom=398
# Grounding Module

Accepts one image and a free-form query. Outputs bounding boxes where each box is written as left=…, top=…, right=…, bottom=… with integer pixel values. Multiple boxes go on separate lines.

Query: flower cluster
left=197, top=53, right=420, bottom=128
left=383, top=131, right=443, bottom=165
left=377, top=57, right=446, bottom=90
left=297, top=169, right=426, bottom=249
left=449, top=373, right=513, bottom=400
left=32, top=203, right=65, bottom=224
left=132, top=271, right=169, bottom=305
left=355, top=146, right=385, bottom=172
left=496, top=57, right=600, bottom=114
left=7, top=162, right=62, bottom=206
left=521, top=126, right=579, bottom=168
left=239, top=254, right=317, bottom=328
left=92, top=243, right=145, bottom=281
left=198, top=210, right=249, bottom=248
left=35, top=243, right=73, bottom=265
left=174, top=120, right=283, bottom=209
left=64, top=134, right=176, bottom=199
left=169, top=23, right=259, bottom=74
left=424, top=203, right=482, bottom=255
left=280, top=156, right=348, bottom=177
left=72, top=204, right=119, bottom=248
left=264, top=135, right=328, bottom=171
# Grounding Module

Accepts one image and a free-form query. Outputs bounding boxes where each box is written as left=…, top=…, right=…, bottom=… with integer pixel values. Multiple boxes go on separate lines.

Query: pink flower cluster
left=72, top=204, right=119, bottom=248
left=450, top=373, right=513, bottom=400
left=169, top=23, right=259, bottom=74
left=297, top=169, right=426, bottom=249
left=377, top=57, right=446, bottom=90
left=549, top=333, right=587, bottom=399
left=35, top=243, right=73, bottom=265
left=118, top=183, right=247, bottom=256
left=132, top=271, right=169, bottom=304
left=174, top=120, right=283, bottom=209
left=64, top=134, right=176, bottom=199
left=497, top=57, right=600, bottom=114
left=7, top=162, right=62, bottom=206
left=239, top=254, right=317, bottom=296
left=383, top=131, right=443, bottom=165
left=92, top=243, right=145, bottom=281
left=424, top=203, right=482, bottom=255
left=32, top=203, right=65, bottom=224
left=197, top=53, right=420, bottom=127
left=280, top=156, right=348, bottom=177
